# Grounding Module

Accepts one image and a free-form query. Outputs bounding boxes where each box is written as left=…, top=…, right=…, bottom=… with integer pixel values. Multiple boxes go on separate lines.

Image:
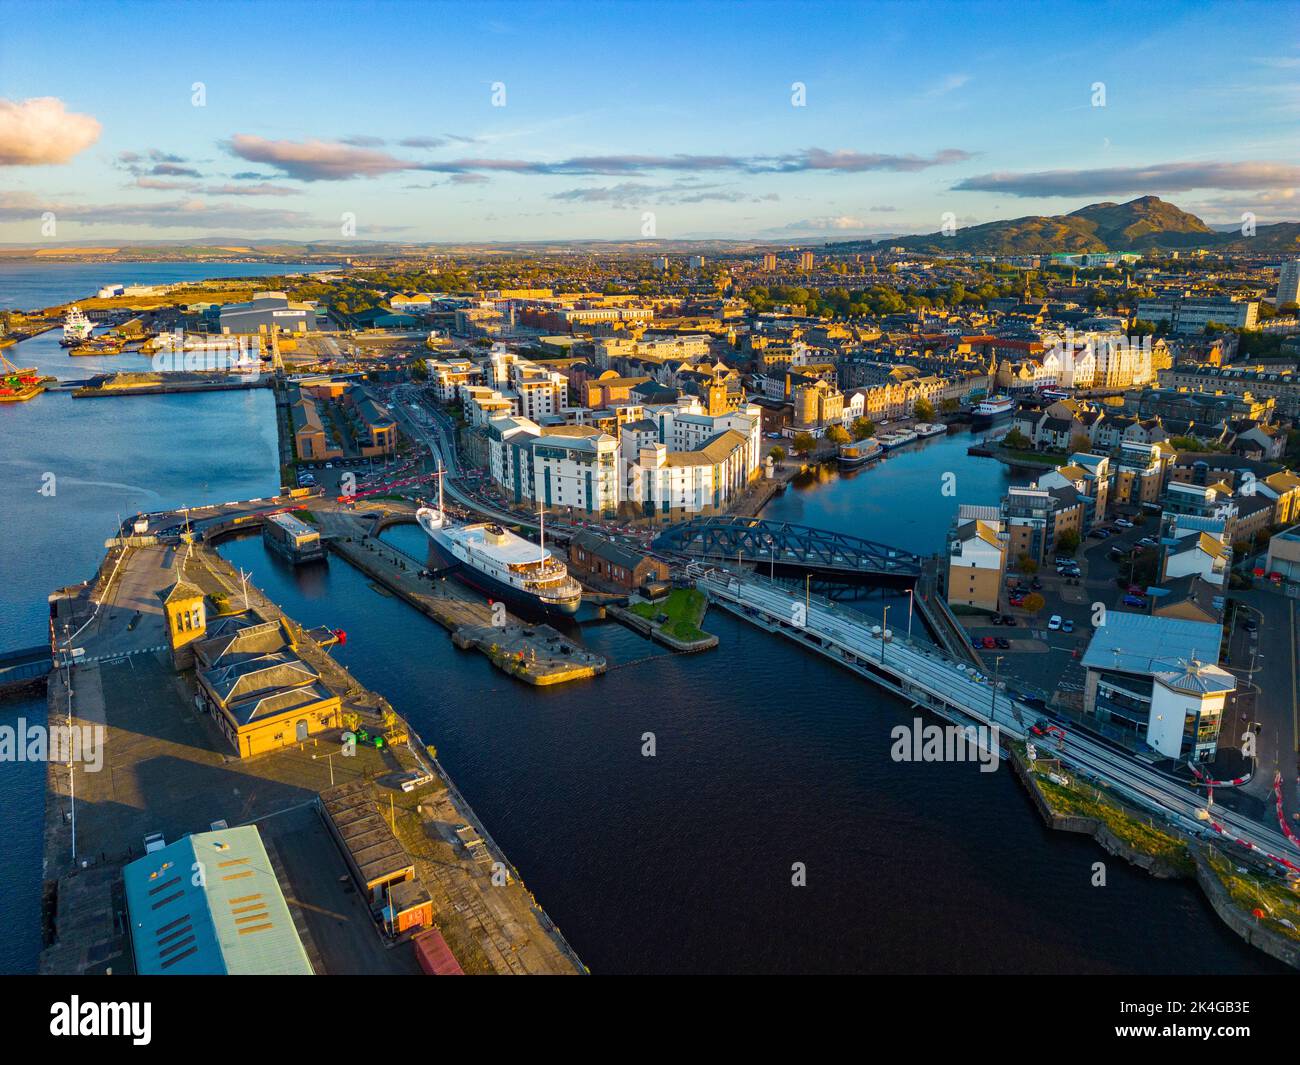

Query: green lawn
left=631, top=588, right=708, bottom=641
left=998, top=448, right=1067, bottom=467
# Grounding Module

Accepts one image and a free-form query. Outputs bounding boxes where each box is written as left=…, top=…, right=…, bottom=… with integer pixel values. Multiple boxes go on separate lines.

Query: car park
left=1048, top=615, right=1062, bottom=630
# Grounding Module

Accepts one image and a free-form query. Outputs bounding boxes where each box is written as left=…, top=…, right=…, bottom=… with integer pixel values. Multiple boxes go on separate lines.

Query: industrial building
left=122, top=825, right=313, bottom=975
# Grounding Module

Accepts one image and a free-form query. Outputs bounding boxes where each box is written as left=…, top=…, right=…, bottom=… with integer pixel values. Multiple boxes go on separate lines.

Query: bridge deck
left=654, top=517, right=920, bottom=577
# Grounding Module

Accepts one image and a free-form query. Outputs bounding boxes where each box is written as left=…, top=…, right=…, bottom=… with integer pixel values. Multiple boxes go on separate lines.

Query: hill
left=848, top=196, right=1298, bottom=255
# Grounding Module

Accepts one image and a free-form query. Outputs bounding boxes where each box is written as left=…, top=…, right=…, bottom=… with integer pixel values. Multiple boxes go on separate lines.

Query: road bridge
left=655, top=517, right=921, bottom=582
left=695, top=566, right=1300, bottom=873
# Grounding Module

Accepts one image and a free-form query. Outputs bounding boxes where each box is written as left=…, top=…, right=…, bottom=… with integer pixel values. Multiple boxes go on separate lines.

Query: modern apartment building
left=1081, top=612, right=1231, bottom=762
left=1276, top=259, right=1300, bottom=306
left=1000, top=483, right=1085, bottom=567
left=1137, top=296, right=1259, bottom=334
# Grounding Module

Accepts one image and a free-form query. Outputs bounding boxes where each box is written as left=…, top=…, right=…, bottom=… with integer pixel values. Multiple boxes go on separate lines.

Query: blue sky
left=0, top=0, right=1296, bottom=243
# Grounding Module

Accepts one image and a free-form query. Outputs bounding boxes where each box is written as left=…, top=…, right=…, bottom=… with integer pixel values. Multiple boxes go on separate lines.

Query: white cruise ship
left=60, top=305, right=93, bottom=346
left=417, top=493, right=582, bottom=616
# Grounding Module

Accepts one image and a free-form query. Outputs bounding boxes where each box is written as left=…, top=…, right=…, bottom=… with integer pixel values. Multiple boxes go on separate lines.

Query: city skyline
left=1, top=0, right=1297, bottom=244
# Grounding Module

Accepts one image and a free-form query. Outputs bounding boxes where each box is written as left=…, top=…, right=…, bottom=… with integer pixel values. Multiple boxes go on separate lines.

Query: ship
left=60, top=306, right=93, bottom=347
left=416, top=474, right=582, bottom=617
left=837, top=438, right=882, bottom=469
left=913, top=422, right=948, bottom=438
left=970, top=395, right=1014, bottom=427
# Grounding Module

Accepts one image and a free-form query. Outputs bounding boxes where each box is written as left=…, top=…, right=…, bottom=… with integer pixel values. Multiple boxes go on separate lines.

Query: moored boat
left=416, top=471, right=582, bottom=617
left=971, top=395, right=1014, bottom=427
left=60, top=305, right=93, bottom=347
left=838, top=438, right=882, bottom=468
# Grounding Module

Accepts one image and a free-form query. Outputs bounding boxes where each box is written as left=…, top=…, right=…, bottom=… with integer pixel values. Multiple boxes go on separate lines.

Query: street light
left=991, top=655, right=1004, bottom=721
left=881, top=604, right=891, bottom=666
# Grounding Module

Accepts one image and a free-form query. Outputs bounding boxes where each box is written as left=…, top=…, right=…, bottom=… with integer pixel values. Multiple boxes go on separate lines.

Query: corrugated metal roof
left=1082, top=612, right=1223, bottom=677
left=123, top=826, right=313, bottom=975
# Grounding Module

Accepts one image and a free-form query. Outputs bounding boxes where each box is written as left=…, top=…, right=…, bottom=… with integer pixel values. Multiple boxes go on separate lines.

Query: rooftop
left=123, top=826, right=313, bottom=975
left=1081, top=612, right=1223, bottom=677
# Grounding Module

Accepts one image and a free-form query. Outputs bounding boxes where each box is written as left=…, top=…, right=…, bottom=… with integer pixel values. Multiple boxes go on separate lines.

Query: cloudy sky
left=0, top=0, right=1296, bottom=244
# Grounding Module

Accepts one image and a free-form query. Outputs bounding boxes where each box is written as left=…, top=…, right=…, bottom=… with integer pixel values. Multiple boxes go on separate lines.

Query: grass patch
left=1029, top=756, right=1193, bottom=872
left=631, top=587, right=708, bottom=641
left=1204, top=846, right=1300, bottom=941
left=997, top=448, right=1067, bottom=467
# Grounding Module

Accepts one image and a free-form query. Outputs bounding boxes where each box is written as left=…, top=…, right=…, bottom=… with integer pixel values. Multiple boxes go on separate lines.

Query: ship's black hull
left=426, top=537, right=581, bottom=618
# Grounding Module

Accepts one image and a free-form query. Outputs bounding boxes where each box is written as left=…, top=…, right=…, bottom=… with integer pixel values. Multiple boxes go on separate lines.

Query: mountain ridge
left=825, top=196, right=1300, bottom=255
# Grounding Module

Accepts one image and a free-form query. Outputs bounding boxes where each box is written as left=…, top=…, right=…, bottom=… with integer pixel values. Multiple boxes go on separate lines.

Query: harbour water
left=0, top=300, right=1282, bottom=972
left=0, top=260, right=337, bottom=311
left=213, top=524, right=1280, bottom=973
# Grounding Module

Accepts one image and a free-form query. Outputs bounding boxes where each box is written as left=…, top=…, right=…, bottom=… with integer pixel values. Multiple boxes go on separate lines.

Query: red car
left=981, top=636, right=997, bottom=649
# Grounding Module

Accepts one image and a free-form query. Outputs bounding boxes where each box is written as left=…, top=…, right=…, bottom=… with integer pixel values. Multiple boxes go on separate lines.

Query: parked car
left=1138, top=536, right=1158, bottom=548
left=1122, top=594, right=1147, bottom=608
left=1114, top=518, right=1134, bottom=529
left=1243, top=618, right=1258, bottom=634
left=1048, top=615, right=1063, bottom=631
left=995, top=636, right=1011, bottom=649
left=1001, top=615, right=1016, bottom=626
left=1061, top=620, right=1075, bottom=634
left=982, top=636, right=997, bottom=649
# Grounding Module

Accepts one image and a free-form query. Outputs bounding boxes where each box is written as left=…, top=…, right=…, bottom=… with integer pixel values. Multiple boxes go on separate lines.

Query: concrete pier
left=328, top=534, right=606, bottom=686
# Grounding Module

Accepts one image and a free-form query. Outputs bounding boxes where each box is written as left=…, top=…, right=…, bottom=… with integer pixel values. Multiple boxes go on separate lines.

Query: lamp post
left=881, top=604, right=891, bottom=667
left=906, top=586, right=914, bottom=639
left=991, top=654, right=1004, bottom=722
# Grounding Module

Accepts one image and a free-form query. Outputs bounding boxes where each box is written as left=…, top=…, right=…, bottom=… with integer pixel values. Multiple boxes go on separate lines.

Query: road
left=700, top=568, right=1300, bottom=873
left=1227, top=591, right=1299, bottom=821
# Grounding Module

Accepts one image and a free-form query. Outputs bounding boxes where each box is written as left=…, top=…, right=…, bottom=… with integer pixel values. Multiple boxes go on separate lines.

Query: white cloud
left=0, top=97, right=101, bottom=166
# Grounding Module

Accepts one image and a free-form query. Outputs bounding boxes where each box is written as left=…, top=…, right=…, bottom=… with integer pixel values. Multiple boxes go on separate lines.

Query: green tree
left=850, top=417, right=876, bottom=440
left=1003, top=427, right=1031, bottom=450
left=1020, top=592, right=1045, bottom=615
left=1017, top=553, right=1038, bottom=575
left=1056, top=529, right=1080, bottom=554
left=913, top=398, right=935, bottom=422
left=825, top=424, right=850, bottom=445
left=769, top=445, right=786, bottom=463
left=791, top=431, right=816, bottom=456
left=940, top=398, right=959, bottom=414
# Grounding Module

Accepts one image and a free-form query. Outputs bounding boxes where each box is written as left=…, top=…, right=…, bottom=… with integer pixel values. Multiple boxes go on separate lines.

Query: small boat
left=912, top=422, right=948, bottom=438
left=838, top=438, right=882, bottom=468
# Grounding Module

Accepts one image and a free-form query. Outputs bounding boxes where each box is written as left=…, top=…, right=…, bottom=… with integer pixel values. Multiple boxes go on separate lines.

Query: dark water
left=0, top=368, right=1282, bottom=973
left=0, top=260, right=337, bottom=311
left=762, top=428, right=1016, bottom=555
left=216, top=525, right=1280, bottom=974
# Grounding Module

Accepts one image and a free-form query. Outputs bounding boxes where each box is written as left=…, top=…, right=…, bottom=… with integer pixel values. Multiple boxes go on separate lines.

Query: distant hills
left=836, top=196, right=1300, bottom=256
